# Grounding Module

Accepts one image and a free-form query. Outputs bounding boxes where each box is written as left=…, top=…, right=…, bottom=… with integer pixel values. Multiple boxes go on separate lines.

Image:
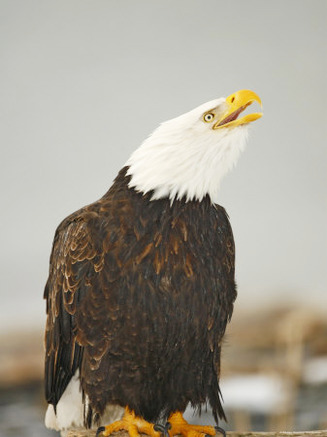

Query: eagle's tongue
left=217, top=105, right=246, bottom=127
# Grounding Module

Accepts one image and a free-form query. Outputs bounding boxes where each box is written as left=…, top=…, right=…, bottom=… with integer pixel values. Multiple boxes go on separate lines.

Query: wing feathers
left=44, top=214, right=100, bottom=408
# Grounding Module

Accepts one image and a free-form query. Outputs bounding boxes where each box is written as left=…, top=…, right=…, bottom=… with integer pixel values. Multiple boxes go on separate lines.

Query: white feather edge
left=45, top=369, right=124, bottom=433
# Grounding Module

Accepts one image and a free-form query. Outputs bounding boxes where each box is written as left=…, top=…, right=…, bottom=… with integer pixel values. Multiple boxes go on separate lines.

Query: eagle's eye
left=203, top=113, right=215, bottom=123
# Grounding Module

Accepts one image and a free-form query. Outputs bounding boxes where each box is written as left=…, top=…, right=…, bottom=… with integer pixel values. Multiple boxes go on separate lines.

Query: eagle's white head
left=126, top=89, right=262, bottom=203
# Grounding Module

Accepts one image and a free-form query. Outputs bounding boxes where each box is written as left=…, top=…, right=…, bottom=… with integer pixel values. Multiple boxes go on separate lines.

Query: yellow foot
left=167, top=412, right=217, bottom=437
left=96, top=407, right=161, bottom=437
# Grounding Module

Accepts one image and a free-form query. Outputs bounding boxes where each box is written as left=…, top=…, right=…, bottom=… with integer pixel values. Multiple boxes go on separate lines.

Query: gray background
left=1, top=0, right=326, bottom=331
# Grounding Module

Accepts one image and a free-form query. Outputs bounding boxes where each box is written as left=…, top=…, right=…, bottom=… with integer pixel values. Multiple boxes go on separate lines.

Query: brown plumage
left=44, top=166, right=236, bottom=426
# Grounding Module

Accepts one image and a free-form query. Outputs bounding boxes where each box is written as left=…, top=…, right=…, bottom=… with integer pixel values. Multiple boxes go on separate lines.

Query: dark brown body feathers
left=44, top=166, right=237, bottom=425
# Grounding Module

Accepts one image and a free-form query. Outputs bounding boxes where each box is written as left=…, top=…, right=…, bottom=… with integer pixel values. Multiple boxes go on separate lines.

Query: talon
left=99, top=407, right=160, bottom=437
left=215, top=426, right=226, bottom=437
left=96, top=426, right=105, bottom=437
left=154, top=422, right=171, bottom=437
left=167, top=412, right=215, bottom=437
left=154, top=424, right=165, bottom=433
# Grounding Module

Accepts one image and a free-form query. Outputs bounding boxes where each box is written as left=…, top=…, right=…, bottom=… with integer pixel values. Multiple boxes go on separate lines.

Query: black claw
left=214, top=426, right=226, bottom=437
left=96, top=426, right=106, bottom=437
left=154, top=422, right=171, bottom=437
left=165, top=422, right=172, bottom=431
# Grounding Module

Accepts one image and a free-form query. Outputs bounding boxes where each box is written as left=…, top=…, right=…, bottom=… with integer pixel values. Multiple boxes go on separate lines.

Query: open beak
left=213, top=89, right=263, bottom=129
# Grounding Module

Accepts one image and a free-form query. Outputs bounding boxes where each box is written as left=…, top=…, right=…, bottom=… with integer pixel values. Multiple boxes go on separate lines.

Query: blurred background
left=1, top=1, right=326, bottom=436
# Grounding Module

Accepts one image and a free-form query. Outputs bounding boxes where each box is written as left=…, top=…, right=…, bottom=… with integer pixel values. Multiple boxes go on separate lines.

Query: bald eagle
left=44, top=90, right=262, bottom=437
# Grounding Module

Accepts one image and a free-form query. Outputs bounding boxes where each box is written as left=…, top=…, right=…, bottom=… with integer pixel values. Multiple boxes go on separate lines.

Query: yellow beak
left=213, top=89, right=263, bottom=129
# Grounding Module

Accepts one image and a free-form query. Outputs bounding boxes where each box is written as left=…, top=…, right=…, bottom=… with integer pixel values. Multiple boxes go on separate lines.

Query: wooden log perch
left=67, top=430, right=327, bottom=437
